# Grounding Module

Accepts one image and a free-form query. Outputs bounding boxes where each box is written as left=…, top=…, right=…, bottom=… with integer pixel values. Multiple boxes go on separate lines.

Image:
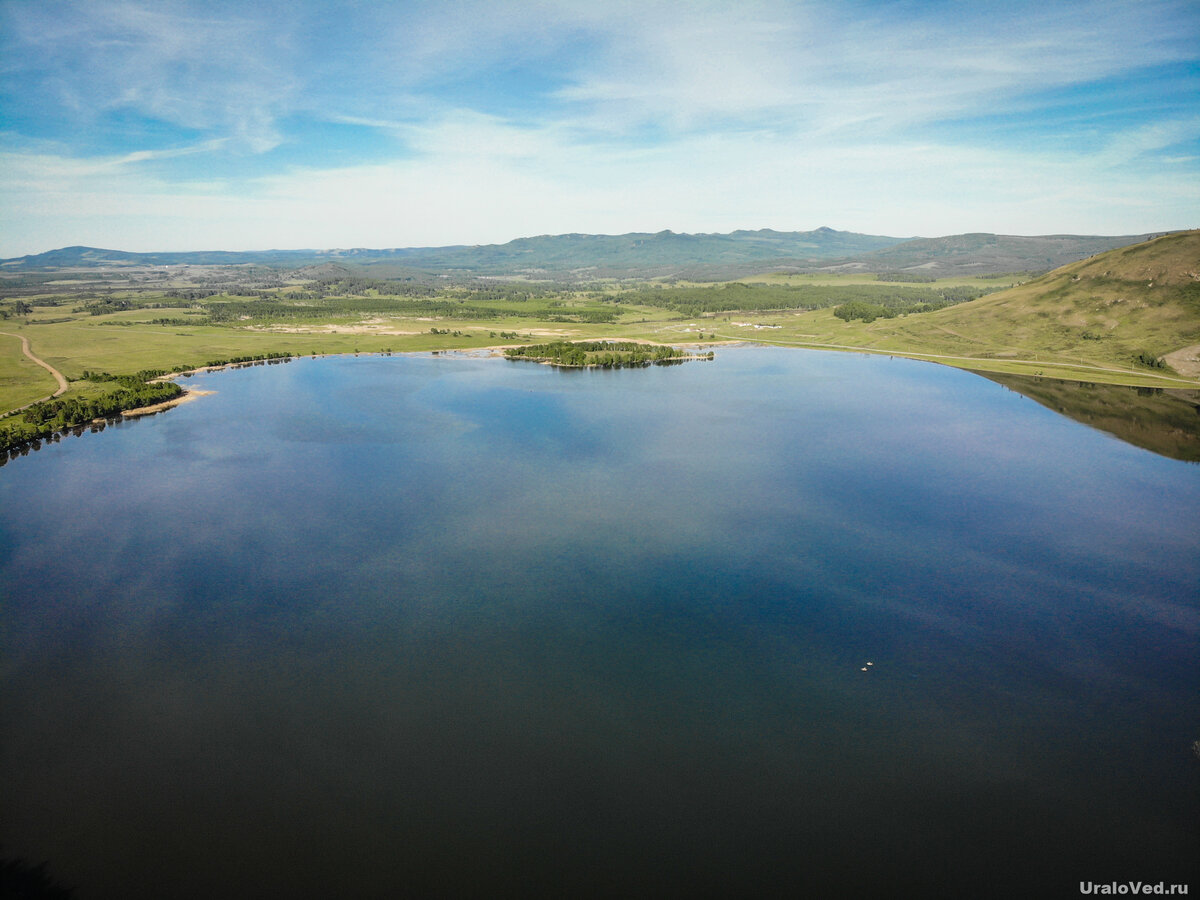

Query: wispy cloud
left=550, top=0, right=1197, bottom=138
left=5, top=120, right=1194, bottom=255
left=3, top=0, right=297, bottom=151
left=0, top=140, right=226, bottom=192
left=1091, top=117, right=1200, bottom=169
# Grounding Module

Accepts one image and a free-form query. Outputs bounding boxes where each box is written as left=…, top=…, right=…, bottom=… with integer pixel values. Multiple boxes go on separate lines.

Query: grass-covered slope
left=877, top=231, right=1200, bottom=375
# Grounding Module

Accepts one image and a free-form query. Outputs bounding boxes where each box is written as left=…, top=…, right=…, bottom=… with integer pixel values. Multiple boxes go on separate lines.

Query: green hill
left=876, top=231, right=1200, bottom=377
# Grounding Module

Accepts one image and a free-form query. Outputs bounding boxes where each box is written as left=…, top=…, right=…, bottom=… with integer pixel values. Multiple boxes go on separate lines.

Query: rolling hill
left=879, top=230, right=1200, bottom=376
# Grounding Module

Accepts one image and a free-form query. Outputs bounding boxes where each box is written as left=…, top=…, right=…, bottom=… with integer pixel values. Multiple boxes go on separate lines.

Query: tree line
left=2, top=380, right=183, bottom=454
left=0, top=351, right=296, bottom=456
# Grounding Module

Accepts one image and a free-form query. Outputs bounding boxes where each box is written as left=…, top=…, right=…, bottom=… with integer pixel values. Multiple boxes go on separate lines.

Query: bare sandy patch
left=246, top=323, right=422, bottom=336
left=1163, top=344, right=1200, bottom=378
left=122, top=389, right=215, bottom=417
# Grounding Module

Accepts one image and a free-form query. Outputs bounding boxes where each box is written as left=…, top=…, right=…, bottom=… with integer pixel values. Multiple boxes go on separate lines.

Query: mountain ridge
left=0, top=227, right=1170, bottom=278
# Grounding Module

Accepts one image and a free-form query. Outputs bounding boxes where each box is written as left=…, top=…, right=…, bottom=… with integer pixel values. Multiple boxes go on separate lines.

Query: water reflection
left=977, top=372, right=1200, bottom=462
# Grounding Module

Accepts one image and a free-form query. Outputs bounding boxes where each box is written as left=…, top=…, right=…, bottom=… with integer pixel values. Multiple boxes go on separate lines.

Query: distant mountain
left=0, top=228, right=1173, bottom=279
left=841, top=232, right=1164, bottom=276
left=0, top=245, right=322, bottom=268
left=0, top=228, right=903, bottom=275
left=374, top=227, right=909, bottom=275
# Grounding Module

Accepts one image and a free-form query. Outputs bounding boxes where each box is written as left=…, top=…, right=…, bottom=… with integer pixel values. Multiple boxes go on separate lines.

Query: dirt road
left=1, top=331, right=69, bottom=410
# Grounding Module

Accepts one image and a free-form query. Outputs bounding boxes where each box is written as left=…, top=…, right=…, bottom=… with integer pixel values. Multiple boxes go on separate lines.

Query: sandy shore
left=122, top=389, right=215, bottom=417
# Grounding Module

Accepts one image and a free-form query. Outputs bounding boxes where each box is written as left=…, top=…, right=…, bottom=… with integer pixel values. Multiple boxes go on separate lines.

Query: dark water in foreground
left=1, top=348, right=1198, bottom=898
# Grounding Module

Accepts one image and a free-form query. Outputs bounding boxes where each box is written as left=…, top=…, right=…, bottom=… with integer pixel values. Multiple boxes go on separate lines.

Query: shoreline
left=121, top=389, right=215, bottom=417
left=7, top=343, right=1199, bottom=468
left=7, top=339, right=1196, bottom=435
left=149, top=339, right=1200, bottom=391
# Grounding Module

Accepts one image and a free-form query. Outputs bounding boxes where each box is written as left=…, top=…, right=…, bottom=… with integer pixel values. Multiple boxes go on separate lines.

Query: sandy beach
left=121, top=389, right=215, bottom=417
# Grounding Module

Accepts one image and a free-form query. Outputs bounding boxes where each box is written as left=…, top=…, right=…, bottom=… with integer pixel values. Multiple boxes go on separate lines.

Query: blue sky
left=1, top=0, right=1197, bottom=255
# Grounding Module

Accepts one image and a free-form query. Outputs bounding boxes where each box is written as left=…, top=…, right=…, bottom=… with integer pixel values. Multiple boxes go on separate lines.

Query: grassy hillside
left=754, top=231, right=1199, bottom=379
left=890, top=230, right=1200, bottom=373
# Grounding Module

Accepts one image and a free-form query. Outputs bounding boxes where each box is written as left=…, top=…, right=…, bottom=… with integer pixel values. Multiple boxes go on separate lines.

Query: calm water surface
left=2, top=347, right=1198, bottom=898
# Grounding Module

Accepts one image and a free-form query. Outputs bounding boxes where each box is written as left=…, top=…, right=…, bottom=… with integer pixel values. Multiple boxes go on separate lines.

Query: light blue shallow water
left=2, top=347, right=1197, bottom=898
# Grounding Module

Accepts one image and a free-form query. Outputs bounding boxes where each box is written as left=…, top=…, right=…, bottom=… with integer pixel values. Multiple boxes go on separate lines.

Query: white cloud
left=1091, top=118, right=1200, bottom=169
left=4, top=115, right=1196, bottom=257
left=12, top=0, right=1193, bottom=147
left=541, top=0, right=1198, bottom=138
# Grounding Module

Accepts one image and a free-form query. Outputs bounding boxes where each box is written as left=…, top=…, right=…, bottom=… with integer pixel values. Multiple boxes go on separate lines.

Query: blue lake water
left=1, top=347, right=1198, bottom=898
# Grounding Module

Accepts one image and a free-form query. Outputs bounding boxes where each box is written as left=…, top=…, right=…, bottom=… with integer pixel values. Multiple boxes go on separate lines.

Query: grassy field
left=0, top=332, right=59, bottom=411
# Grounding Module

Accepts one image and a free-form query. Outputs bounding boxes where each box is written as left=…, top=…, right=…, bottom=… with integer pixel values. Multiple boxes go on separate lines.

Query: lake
left=1, top=347, right=1197, bottom=898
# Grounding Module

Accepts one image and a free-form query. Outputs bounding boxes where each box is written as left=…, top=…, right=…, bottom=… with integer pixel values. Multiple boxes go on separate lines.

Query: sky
left=1, top=0, right=1197, bottom=256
